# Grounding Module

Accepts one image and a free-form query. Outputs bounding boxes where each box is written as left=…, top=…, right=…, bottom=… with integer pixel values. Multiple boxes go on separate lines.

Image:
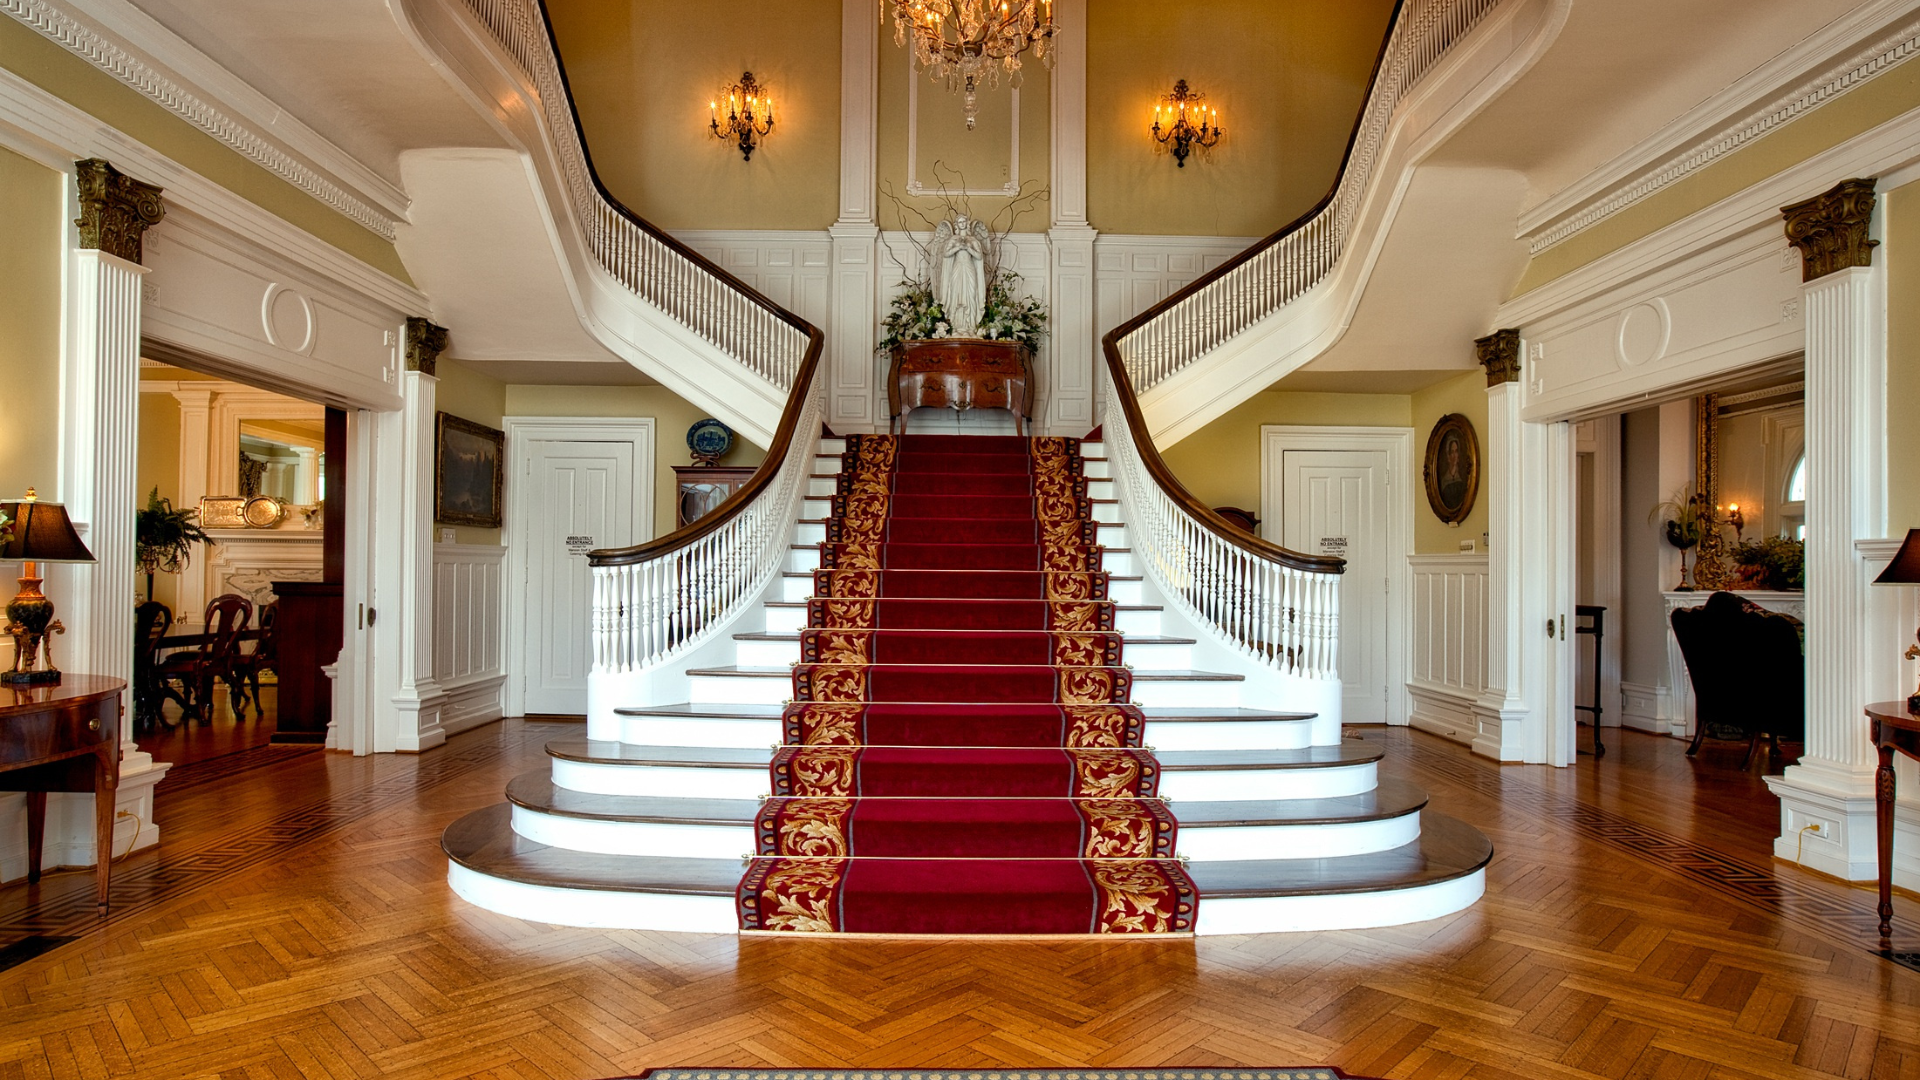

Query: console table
left=888, top=339, right=1034, bottom=435
left=0, top=675, right=123, bottom=912
left=1867, top=701, right=1920, bottom=943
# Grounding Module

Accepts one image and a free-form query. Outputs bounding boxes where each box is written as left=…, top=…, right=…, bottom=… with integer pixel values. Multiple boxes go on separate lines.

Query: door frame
left=1260, top=425, right=1415, bottom=726
left=503, top=417, right=654, bottom=717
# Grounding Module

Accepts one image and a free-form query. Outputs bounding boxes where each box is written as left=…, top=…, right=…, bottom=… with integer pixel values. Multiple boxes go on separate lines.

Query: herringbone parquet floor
left=1, top=720, right=1916, bottom=1080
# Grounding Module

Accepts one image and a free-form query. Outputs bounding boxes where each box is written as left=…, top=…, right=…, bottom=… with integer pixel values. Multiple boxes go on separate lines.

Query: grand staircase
left=444, top=429, right=1491, bottom=935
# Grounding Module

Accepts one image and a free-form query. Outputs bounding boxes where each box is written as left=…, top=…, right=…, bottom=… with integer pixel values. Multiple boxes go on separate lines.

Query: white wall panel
left=433, top=543, right=506, bottom=734
left=1408, top=554, right=1489, bottom=746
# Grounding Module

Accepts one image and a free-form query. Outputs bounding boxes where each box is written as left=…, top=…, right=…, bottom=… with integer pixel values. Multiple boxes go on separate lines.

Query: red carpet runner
left=736, top=434, right=1197, bottom=935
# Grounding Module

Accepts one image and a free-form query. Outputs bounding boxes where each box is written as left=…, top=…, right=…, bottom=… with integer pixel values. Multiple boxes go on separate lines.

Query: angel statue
left=930, top=213, right=991, bottom=338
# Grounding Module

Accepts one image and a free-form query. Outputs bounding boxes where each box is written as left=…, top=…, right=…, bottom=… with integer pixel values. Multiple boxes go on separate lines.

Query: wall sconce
left=1725, top=503, right=1745, bottom=541
left=710, top=72, right=774, bottom=162
left=1151, top=79, right=1221, bottom=167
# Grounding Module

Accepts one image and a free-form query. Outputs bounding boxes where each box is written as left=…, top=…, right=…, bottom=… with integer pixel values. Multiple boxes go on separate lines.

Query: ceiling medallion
left=885, top=0, right=1057, bottom=130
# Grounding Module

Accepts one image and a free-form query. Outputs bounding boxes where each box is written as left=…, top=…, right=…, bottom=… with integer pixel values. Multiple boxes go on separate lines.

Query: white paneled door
left=523, top=439, right=635, bottom=715
left=1278, top=449, right=1391, bottom=724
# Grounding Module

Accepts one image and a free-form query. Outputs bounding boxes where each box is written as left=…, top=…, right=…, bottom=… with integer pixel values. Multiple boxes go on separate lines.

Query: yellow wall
left=0, top=18, right=409, bottom=281
left=1888, top=180, right=1920, bottom=532
left=1516, top=59, right=1920, bottom=295
left=437, top=361, right=508, bottom=545
left=504, top=384, right=767, bottom=539
left=1087, top=0, right=1395, bottom=238
left=547, top=0, right=842, bottom=230
left=1160, top=390, right=1412, bottom=516
left=0, top=148, right=63, bottom=502
left=875, top=19, right=1051, bottom=233
left=135, top=392, right=184, bottom=611
left=1410, top=370, right=1490, bottom=554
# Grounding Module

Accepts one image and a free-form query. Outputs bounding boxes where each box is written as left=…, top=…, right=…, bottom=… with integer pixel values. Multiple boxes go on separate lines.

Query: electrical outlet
left=1807, top=821, right=1829, bottom=838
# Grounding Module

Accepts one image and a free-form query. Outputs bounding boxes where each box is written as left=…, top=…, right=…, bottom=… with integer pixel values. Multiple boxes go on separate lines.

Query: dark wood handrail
left=1090, top=2, right=1425, bottom=578
left=1109, top=0, right=1404, bottom=341
left=506, top=0, right=827, bottom=567
left=1099, top=330, right=1344, bottom=576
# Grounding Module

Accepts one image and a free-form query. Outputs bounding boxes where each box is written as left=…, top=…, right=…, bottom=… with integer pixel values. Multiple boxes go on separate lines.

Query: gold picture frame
left=435, top=412, right=505, bottom=528
left=1422, top=413, right=1480, bottom=525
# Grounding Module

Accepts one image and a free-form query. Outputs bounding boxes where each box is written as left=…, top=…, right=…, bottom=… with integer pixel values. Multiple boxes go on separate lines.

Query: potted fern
left=134, top=487, right=213, bottom=603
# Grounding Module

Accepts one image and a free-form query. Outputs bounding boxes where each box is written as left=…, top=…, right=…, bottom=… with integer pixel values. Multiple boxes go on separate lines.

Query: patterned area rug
left=623, top=1070, right=1381, bottom=1080
left=737, top=435, right=1196, bottom=935
left=622, top=1060, right=1374, bottom=1068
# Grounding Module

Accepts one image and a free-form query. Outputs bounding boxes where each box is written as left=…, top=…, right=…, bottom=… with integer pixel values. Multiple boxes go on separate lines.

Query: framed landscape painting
left=435, top=412, right=505, bottom=528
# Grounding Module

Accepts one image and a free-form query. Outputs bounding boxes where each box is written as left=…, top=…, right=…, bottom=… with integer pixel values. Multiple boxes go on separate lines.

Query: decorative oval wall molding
left=1615, top=298, right=1670, bottom=368
left=261, top=283, right=316, bottom=354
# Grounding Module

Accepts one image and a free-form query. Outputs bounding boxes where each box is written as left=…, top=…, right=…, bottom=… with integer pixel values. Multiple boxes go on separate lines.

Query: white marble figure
left=930, top=213, right=991, bottom=338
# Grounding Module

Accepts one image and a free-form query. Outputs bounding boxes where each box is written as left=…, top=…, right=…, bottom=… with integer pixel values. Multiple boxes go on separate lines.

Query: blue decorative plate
left=687, top=418, right=734, bottom=464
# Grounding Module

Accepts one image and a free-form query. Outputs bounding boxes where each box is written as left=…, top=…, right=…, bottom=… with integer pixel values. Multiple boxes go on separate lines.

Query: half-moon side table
left=1866, top=701, right=1920, bottom=943
left=888, top=339, right=1034, bottom=436
left=0, top=675, right=123, bottom=913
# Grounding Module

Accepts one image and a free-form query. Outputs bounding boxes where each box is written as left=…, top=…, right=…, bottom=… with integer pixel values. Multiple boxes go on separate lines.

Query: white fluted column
left=829, top=0, right=880, bottom=433
left=1767, top=179, right=1889, bottom=878
left=1047, top=0, right=1095, bottom=435
left=1472, top=332, right=1526, bottom=761
left=169, top=387, right=213, bottom=625
left=386, top=319, right=448, bottom=752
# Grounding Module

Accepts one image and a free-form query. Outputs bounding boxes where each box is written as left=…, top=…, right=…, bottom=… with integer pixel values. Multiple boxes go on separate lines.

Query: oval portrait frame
left=1422, top=413, right=1480, bottom=525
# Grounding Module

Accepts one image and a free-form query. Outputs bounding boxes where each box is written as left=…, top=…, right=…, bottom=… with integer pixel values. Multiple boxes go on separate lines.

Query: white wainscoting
left=434, top=543, right=506, bottom=735
left=1407, top=554, right=1490, bottom=746
left=670, top=231, right=832, bottom=332
left=1093, top=235, right=1255, bottom=347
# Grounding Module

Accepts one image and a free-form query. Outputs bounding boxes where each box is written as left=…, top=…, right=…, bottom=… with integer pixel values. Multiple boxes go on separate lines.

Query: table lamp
left=0, top=489, right=95, bottom=685
left=1873, top=527, right=1920, bottom=712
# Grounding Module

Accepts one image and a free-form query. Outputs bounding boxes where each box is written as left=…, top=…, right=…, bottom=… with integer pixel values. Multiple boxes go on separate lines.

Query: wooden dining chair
left=132, top=600, right=173, bottom=733
left=230, top=601, right=278, bottom=720
left=153, top=594, right=253, bottom=724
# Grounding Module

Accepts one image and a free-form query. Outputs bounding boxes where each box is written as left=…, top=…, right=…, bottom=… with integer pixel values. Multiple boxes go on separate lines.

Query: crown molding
left=0, top=0, right=408, bottom=240
left=1520, top=0, right=1920, bottom=256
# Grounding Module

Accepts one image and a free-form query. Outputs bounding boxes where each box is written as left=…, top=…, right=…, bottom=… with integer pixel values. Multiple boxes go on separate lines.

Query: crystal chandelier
left=886, top=0, right=1058, bottom=130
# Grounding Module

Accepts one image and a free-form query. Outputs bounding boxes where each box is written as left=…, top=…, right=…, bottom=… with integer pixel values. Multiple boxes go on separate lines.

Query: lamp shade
left=0, top=499, right=94, bottom=564
left=1874, top=528, right=1920, bottom=584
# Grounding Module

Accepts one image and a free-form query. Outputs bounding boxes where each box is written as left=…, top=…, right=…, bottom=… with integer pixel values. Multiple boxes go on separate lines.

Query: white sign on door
left=565, top=535, right=595, bottom=557
left=1319, top=536, right=1349, bottom=557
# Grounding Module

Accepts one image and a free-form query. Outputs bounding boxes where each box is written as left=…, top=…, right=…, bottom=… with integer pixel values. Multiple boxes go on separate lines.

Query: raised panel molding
left=1408, top=554, right=1490, bottom=747
left=1093, top=235, right=1253, bottom=346
left=433, top=543, right=505, bottom=736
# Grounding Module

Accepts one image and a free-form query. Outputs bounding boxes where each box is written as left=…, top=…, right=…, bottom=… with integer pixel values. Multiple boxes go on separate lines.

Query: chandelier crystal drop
left=885, top=0, right=1058, bottom=129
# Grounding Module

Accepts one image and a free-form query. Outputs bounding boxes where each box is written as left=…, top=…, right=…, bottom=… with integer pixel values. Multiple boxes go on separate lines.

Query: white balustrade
left=1101, top=378, right=1341, bottom=681
left=1115, top=0, right=1501, bottom=390
left=456, top=0, right=805, bottom=391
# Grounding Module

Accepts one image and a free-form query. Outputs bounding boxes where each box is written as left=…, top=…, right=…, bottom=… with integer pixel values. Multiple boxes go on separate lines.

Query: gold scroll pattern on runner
left=1090, top=861, right=1197, bottom=933
left=755, top=797, right=1175, bottom=860
left=796, top=629, right=1123, bottom=666
left=804, top=597, right=1116, bottom=632
left=811, top=568, right=1110, bottom=602
left=756, top=798, right=855, bottom=858
left=739, top=858, right=846, bottom=932
left=770, top=747, right=1159, bottom=798
left=792, top=665, right=869, bottom=703
left=1059, top=666, right=1132, bottom=704
left=794, top=664, right=1130, bottom=704
left=780, top=703, right=1143, bottom=747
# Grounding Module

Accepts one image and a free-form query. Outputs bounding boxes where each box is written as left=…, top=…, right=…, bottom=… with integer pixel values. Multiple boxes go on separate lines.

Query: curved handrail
left=1113, top=0, right=1502, bottom=391
left=446, top=0, right=825, bottom=564
left=1099, top=329, right=1343, bottom=577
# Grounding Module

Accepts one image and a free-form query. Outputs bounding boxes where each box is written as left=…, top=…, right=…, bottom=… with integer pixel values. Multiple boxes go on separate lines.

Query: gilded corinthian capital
left=1475, top=327, right=1521, bottom=387
left=73, top=158, right=165, bottom=264
left=1781, top=177, right=1877, bottom=283
left=405, top=316, right=450, bottom=376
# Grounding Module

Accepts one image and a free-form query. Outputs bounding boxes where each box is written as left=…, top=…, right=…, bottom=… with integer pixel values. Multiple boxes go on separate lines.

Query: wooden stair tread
left=685, top=665, right=1243, bottom=681
left=546, top=739, right=1378, bottom=771
left=444, top=804, right=742, bottom=896
left=504, top=771, right=1425, bottom=829
left=1184, top=813, right=1492, bottom=897
left=614, top=703, right=1315, bottom=722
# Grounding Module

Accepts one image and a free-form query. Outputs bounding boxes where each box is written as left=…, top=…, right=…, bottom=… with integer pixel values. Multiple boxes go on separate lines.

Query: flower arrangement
left=878, top=269, right=1049, bottom=354
left=135, top=486, right=213, bottom=602
left=1730, top=535, right=1804, bottom=591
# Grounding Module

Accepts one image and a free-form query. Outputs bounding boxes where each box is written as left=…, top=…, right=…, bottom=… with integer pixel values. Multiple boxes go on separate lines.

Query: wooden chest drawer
left=0, top=698, right=114, bottom=766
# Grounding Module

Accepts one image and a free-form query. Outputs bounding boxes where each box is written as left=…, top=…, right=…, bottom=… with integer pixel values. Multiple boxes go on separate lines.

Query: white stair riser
left=618, top=714, right=1308, bottom=752
left=621, top=715, right=781, bottom=748
left=1148, top=718, right=1314, bottom=751
left=448, top=864, right=740, bottom=933
left=1130, top=678, right=1238, bottom=707
left=776, top=576, right=1143, bottom=603
left=1193, top=871, right=1486, bottom=935
left=553, top=759, right=770, bottom=799
left=761, top=606, right=1160, bottom=635
left=808, top=478, right=836, bottom=497
left=691, top=674, right=788, bottom=705
left=796, top=522, right=826, bottom=545
left=1160, top=761, right=1377, bottom=801
left=820, top=440, right=846, bottom=455
left=1178, top=813, right=1421, bottom=861
left=1081, top=458, right=1110, bottom=478
left=785, top=549, right=822, bottom=573
left=508, top=804, right=1418, bottom=864
left=733, top=637, right=1188, bottom=668
left=512, top=805, right=753, bottom=860
left=1093, top=502, right=1121, bottom=523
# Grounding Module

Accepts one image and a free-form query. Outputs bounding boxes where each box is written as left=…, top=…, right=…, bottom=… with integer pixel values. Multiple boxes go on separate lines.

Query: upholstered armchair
left=1669, top=590, right=1806, bottom=767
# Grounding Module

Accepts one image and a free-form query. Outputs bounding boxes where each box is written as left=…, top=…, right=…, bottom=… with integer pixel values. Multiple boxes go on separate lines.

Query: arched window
left=1781, top=453, right=1806, bottom=539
